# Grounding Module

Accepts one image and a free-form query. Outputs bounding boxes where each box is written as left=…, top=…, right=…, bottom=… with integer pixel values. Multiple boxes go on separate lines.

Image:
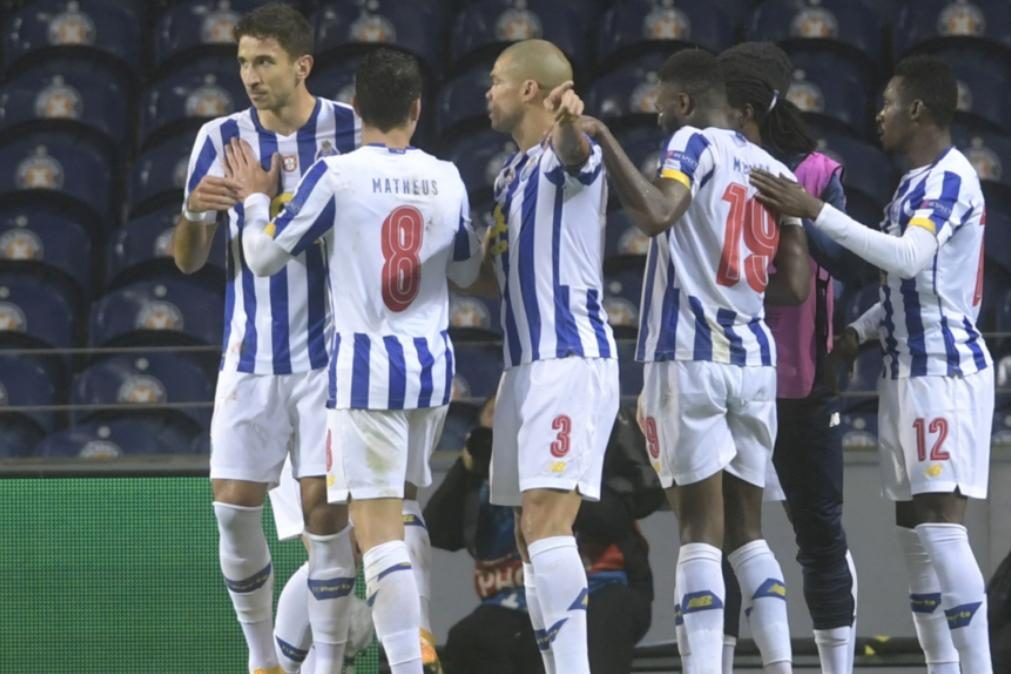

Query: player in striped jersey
left=579, top=49, right=812, bottom=674
left=485, top=39, right=620, bottom=674
left=238, top=48, right=482, bottom=674
left=752, top=55, right=993, bottom=674
left=171, top=6, right=359, bottom=673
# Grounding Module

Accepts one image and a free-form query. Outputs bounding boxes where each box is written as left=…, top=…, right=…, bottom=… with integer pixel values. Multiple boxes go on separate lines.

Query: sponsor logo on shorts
left=927, top=463, right=944, bottom=478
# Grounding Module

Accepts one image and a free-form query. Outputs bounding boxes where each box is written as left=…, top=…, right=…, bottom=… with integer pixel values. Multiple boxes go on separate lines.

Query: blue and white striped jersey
left=875, top=146, right=990, bottom=379
left=489, top=138, right=616, bottom=368
left=182, top=98, right=360, bottom=374
left=637, top=126, right=797, bottom=367
left=265, top=144, right=481, bottom=410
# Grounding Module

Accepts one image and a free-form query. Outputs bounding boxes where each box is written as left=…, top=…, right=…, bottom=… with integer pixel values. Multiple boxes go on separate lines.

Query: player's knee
left=212, top=479, right=267, bottom=507
left=519, top=492, right=577, bottom=543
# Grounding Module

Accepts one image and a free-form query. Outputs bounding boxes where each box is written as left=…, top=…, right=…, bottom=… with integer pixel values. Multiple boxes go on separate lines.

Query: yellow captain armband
left=908, top=216, right=937, bottom=235
left=660, top=168, right=691, bottom=188
left=270, top=192, right=294, bottom=218
left=264, top=222, right=277, bottom=238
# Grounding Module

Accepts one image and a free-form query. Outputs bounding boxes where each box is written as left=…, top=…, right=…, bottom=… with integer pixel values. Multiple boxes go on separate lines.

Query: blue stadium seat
left=89, top=278, right=223, bottom=348
left=0, top=353, right=60, bottom=441
left=129, top=129, right=199, bottom=217
left=37, top=415, right=198, bottom=458
left=140, top=56, right=246, bottom=147
left=107, top=206, right=226, bottom=289
left=983, top=191, right=1011, bottom=276
left=435, top=65, right=493, bottom=140
left=71, top=353, right=213, bottom=431
left=614, top=125, right=667, bottom=180
left=314, top=1, right=446, bottom=72
left=452, top=342, right=503, bottom=402
left=597, top=0, right=734, bottom=70
left=894, top=0, right=1011, bottom=59
left=811, top=131, right=896, bottom=218
left=0, top=130, right=115, bottom=230
left=953, top=128, right=1011, bottom=191
left=436, top=401, right=481, bottom=453
left=449, top=291, right=500, bottom=341
left=306, top=59, right=360, bottom=107
left=0, top=418, right=46, bottom=459
left=451, top=0, right=590, bottom=73
left=444, top=130, right=517, bottom=198
left=840, top=411, right=878, bottom=451
left=0, top=203, right=93, bottom=299
left=603, top=267, right=643, bottom=336
left=0, top=59, right=131, bottom=148
left=2, top=0, right=143, bottom=75
left=942, top=50, right=1011, bottom=134
left=785, top=49, right=871, bottom=138
left=604, top=209, right=650, bottom=263
left=152, top=0, right=262, bottom=69
left=748, top=0, right=883, bottom=68
left=0, top=272, right=81, bottom=350
left=615, top=338, right=643, bottom=399
left=585, top=53, right=666, bottom=125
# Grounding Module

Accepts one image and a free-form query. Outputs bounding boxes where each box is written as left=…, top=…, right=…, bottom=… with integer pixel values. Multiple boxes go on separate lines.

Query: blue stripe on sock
left=568, top=587, right=589, bottom=611
left=276, top=636, right=309, bottom=663
left=403, top=513, right=428, bottom=529
left=945, top=601, right=982, bottom=629
left=535, top=617, right=568, bottom=651
left=910, top=592, right=942, bottom=614
left=752, top=578, right=787, bottom=601
left=223, top=562, right=272, bottom=593
left=307, top=576, right=355, bottom=600
left=681, top=590, right=723, bottom=613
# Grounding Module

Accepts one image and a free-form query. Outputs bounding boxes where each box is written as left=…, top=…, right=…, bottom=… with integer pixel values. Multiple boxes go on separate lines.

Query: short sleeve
left=543, top=135, right=604, bottom=191
left=658, top=127, right=714, bottom=195
left=908, top=169, right=977, bottom=246
left=268, top=158, right=337, bottom=256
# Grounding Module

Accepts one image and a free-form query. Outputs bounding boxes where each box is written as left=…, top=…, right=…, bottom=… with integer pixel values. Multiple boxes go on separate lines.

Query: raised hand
left=223, top=137, right=281, bottom=201
left=544, top=80, right=584, bottom=125
left=187, top=174, right=243, bottom=213
left=750, top=169, right=824, bottom=220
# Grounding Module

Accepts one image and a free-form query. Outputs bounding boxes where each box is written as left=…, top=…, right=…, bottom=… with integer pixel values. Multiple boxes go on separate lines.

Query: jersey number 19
left=716, top=183, right=779, bottom=293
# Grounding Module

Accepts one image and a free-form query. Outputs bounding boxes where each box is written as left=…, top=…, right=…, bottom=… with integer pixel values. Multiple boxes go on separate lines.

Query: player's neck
left=256, top=88, right=317, bottom=136
left=903, top=127, right=952, bottom=170
left=360, top=125, right=413, bottom=150
left=689, top=109, right=729, bottom=131
left=512, top=109, right=554, bottom=152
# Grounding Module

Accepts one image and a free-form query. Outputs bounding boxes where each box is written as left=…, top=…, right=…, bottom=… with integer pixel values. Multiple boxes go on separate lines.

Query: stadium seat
left=306, top=58, right=361, bottom=107
left=452, top=342, right=503, bottom=402
left=139, top=56, right=246, bottom=148
left=785, top=49, right=872, bottom=138
left=747, top=0, right=883, bottom=69
left=107, top=206, right=226, bottom=289
left=983, top=191, right=1011, bottom=276
left=603, top=266, right=644, bottom=336
left=436, top=400, right=481, bottom=453
left=811, top=131, right=896, bottom=218
left=615, top=338, right=643, bottom=399
left=151, top=0, right=262, bottom=69
left=449, top=291, right=500, bottom=341
left=585, top=53, right=667, bottom=126
left=71, top=353, right=214, bottom=431
left=894, top=0, right=1011, bottom=59
left=0, top=203, right=93, bottom=300
left=596, top=0, right=734, bottom=70
left=953, top=128, right=1011, bottom=192
left=89, top=278, right=223, bottom=348
left=435, top=65, right=493, bottom=140
left=2, top=0, right=143, bottom=76
left=451, top=0, right=591, bottom=74
left=0, top=59, right=132, bottom=148
left=614, top=125, right=667, bottom=181
left=942, top=49, right=1011, bottom=134
left=314, top=0, right=446, bottom=72
left=0, top=353, right=61, bottom=440
left=0, top=130, right=116, bottom=231
left=129, top=129, right=199, bottom=217
left=444, top=129, right=517, bottom=198
left=840, top=411, right=878, bottom=451
left=37, top=415, right=198, bottom=458
left=0, top=272, right=81, bottom=350
left=604, top=209, right=649, bottom=266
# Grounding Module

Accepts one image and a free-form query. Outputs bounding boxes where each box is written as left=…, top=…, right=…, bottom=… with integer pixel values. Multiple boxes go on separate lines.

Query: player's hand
left=827, top=326, right=860, bottom=391
left=186, top=175, right=243, bottom=214
left=750, top=169, right=824, bottom=221
left=544, top=81, right=583, bottom=125
left=223, top=137, right=281, bottom=201
left=576, top=115, right=608, bottom=140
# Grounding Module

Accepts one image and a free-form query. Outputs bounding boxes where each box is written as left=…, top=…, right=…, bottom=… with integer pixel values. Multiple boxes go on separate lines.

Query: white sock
left=214, top=502, right=277, bottom=670
left=896, top=526, right=959, bottom=673
left=402, top=500, right=433, bottom=634
left=722, top=634, right=736, bottom=674
left=917, top=524, right=992, bottom=674
left=302, top=648, right=316, bottom=674
left=307, top=527, right=357, bottom=674
left=275, top=562, right=312, bottom=673
left=524, top=562, right=556, bottom=674
left=728, top=540, right=791, bottom=671
left=529, top=536, right=590, bottom=674
left=676, top=543, right=725, bottom=674
left=674, top=583, right=693, bottom=673
left=364, top=540, right=422, bottom=674
left=813, top=627, right=850, bottom=674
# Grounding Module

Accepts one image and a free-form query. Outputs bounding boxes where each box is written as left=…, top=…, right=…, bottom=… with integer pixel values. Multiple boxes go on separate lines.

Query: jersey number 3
left=381, top=205, right=424, bottom=312
left=716, top=183, right=779, bottom=292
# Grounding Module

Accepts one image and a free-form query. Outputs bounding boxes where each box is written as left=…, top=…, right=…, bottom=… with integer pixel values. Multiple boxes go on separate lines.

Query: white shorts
left=268, top=457, right=304, bottom=541
left=764, top=455, right=785, bottom=502
left=878, top=369, right=993, bottom=501
left=640, top=360, right=777, bottom=489
left=210, top=368, right=329, bottom=486
left=325, top=405, right=448, bottom=503
left=490, top=358, right=620, bottom=507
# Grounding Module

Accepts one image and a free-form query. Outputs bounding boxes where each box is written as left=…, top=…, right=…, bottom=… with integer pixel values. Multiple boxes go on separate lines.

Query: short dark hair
left=233, top=3, right=314, bottom=60
left=659, top=48, right=725, bottom=99
left=355, top=48, right=424, bottom=132
left=893, top=55, right=957, bottom=128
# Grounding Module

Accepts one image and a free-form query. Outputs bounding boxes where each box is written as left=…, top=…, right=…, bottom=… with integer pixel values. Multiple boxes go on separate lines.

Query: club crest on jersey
left=200, top=6, right=240, bottom=44
left=643, top=4, right=691, bottom=40
left=351, top=13, right=397, bottom=43
left=35, top=77, right=83, bottom=120
left=48, top=4, right=96, bottom=46
left=790, top=6, right=839, bottom=39
left=17, top=147, right=64, bottom=190
left=495, top=6, right=542, bottom=41
left=966, top=137, right=1002, bottom=181
left=282, top=155, right=298, bottom=172
left=186, top=78, right=234, bottom=118
left=938, top=0, right=986, bottom=37
left=0, top=229, right=44, bottom=261
left=787, top=74, right=825, bottom=114
left=136, top=299, right=184, bottom=331
left=0, top=302, right=27, bottom=333
left=118, top=374, right=167, bottom=405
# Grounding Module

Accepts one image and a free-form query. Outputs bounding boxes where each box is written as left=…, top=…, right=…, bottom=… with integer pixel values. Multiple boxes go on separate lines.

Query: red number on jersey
left=716, top=183, right=780, bottom=292
left=913, top=417, right=951, bottom=462
left=644, top=417, right=660, bottom=459
left=381, top=205, right=424, bottom=312
left=550, top=415, right=572, bottom=458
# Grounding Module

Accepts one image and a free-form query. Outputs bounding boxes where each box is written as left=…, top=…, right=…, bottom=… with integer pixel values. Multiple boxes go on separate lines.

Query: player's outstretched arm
left=545, top=81, right=590, bottom=169
left=578, top=116, right=689, bottom=237
left=751, top=169, right=938, bottom=278
left=766, top=221, right=812, bottom=305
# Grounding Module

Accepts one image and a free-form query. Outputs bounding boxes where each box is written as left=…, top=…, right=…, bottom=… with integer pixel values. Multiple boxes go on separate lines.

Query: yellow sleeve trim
left=660, top=168, right=691, bottom=188
left=908, top=217, right=937, bottom=235
left=264, top=222, right=277, bottom=238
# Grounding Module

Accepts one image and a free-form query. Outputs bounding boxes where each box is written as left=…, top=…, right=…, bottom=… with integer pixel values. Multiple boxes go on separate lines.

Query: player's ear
left=909, top=98, right=926, bottom=124
left=409, top=97, right=422, bottom=123
left=295, top=54, right=314, bottom=81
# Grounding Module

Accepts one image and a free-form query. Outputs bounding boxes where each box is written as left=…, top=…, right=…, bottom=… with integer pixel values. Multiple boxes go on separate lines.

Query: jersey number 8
left=381, top=205, right=424, bottom=312
left=716, top=183, right=780, bottom=292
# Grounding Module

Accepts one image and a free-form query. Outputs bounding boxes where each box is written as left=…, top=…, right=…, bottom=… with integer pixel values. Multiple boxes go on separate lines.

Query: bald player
left=485, top=40, right=619, bottom=674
